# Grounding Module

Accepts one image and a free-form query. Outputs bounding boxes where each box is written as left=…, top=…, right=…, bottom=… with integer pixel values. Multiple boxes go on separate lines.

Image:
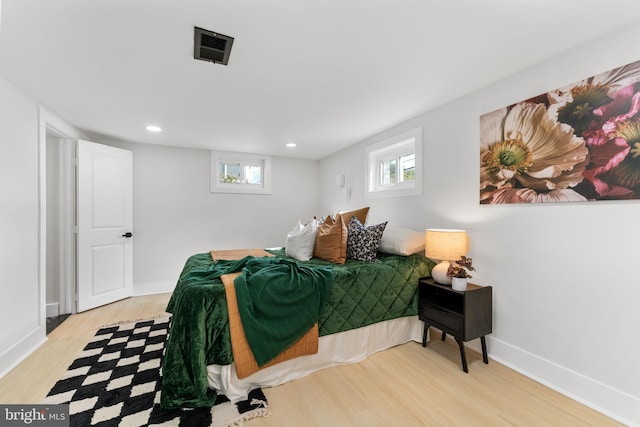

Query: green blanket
left=234, top=258, right=333, bottom=366
left=161, top=250, right=433, bottom=409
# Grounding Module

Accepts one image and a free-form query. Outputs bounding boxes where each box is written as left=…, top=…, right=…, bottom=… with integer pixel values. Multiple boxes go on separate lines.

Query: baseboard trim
left=46, top=302, right=60, bottom=318
left=133, top=282, right=175, bottom=297
left=0, top=326, right=47, bottom=380
left=488, top=336, right=639, bottom=427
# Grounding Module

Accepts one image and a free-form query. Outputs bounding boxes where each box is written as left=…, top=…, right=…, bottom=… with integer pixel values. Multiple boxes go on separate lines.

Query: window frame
left=210, top=151, right=272, bottom=194
left=365, top=127, right=423, bottom=198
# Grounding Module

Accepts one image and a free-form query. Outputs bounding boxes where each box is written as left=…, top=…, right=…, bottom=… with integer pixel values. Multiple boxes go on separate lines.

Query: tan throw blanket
left=212, top=249, right=319, bottom=379
left=210, top=248, right=275, bottom=262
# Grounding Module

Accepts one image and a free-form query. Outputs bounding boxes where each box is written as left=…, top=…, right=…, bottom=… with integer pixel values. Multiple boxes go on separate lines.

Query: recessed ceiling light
left=145, top=125, right=162, bottom=132
left=286, top=143, right=297, bottom=148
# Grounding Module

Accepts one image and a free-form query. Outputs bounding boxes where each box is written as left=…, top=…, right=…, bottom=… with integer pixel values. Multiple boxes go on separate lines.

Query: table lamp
left=425, top=229, right=469, bottom=285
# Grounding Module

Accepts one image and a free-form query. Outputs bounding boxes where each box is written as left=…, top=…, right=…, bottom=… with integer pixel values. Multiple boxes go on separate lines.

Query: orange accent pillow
left=313, top=214, right=348, bottom=264
left=313, top=207, right=370, bottom=264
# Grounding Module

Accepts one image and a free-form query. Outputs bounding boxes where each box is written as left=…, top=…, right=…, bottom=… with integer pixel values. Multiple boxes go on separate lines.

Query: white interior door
left=77, top=139, right=133, bottom=312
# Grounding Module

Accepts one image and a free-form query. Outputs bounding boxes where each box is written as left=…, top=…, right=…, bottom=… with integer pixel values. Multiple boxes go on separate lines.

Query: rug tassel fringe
left=213, top=399, right=270, bottom=427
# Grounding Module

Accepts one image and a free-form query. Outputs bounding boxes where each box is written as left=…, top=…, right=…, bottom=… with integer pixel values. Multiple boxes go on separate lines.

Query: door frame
left=38, top=108, right=79, bottom=329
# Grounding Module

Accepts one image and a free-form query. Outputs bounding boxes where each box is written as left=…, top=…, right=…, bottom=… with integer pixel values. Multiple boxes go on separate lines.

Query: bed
left=160, top=245, right=433, bottom=409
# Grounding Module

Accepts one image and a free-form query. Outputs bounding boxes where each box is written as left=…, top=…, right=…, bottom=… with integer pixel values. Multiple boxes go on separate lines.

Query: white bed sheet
left=207, top=315, right=425, bottom=402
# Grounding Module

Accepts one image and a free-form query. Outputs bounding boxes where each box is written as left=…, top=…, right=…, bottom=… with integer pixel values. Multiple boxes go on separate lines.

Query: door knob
left=122, top=232, right=133, bottom=238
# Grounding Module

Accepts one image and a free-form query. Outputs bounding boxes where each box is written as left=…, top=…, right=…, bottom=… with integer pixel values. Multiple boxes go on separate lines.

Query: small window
left=379, top=152, right=415, bottom=187
left=219, top=161, right=262, bottom=185
left=366, top=127, right=422, bottom=198
left=211, top=151, right=271, bottom=194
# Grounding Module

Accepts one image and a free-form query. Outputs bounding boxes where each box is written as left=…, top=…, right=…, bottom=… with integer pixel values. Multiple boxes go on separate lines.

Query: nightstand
left=418, top=277, right=492, bottom=373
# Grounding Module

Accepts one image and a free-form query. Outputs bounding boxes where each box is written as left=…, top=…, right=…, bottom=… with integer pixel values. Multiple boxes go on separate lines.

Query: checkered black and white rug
left=44, top=317, right=269, bottom=427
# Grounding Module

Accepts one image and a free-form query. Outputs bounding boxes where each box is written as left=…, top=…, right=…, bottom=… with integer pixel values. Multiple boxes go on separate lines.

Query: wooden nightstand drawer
left=421, top=302, right=463, bottom=334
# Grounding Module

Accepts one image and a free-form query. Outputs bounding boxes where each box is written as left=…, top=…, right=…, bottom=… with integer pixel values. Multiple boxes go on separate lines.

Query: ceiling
left=2, top=1, right=640, bottom=160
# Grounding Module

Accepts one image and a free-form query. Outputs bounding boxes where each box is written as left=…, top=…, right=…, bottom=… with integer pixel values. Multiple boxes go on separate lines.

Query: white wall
left=106, top=140, right=320, bottom=294
left=319, top=24, right=640, bottom=426
left=0, top=75, right=46, bottom=377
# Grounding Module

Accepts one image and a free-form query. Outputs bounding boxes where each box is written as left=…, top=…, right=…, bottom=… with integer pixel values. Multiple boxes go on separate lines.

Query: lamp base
left=431, top=261, right=452, bottom=285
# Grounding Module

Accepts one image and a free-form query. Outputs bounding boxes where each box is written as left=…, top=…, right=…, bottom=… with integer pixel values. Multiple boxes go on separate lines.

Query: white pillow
left=285, top=218, right=318, bottom=261
left=378, top=226, right=425, bottom=256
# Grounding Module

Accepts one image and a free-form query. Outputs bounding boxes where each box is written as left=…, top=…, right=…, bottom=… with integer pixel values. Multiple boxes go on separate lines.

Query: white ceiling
left=2, top=0, right=640, bottom=160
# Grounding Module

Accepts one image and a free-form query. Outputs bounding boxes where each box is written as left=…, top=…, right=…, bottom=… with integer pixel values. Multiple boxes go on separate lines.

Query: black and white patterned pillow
left=346, top=216, right=388, bottom=262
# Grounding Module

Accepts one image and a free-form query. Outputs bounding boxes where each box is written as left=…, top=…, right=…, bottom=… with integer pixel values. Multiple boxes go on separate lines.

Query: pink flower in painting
left=580, top=131, right=631, bottom=198
left=595, top=83, right=640, bottom=125
left=580, top=82, right=640, bottom=198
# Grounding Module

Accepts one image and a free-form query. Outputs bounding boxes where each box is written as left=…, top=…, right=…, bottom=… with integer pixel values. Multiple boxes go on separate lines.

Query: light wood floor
left=0, top=294, right=620, bottom=426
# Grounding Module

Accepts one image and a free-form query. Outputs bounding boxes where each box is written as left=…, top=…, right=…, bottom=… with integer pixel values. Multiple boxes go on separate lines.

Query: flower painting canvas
left=480, top=59, right=640, bottom=204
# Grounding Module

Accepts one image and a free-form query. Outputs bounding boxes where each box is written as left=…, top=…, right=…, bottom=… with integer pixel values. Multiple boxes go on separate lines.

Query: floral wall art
left=480, top=59, right=640, bottom=204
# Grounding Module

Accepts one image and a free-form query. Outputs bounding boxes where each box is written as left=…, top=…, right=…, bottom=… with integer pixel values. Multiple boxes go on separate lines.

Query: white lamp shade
left=424, top=229, right=469, bottom=261
left=425, top=229, right=469, bottom=285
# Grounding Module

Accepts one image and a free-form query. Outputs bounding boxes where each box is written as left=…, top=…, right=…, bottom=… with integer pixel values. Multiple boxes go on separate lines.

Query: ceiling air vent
left=194, top=27, right=234, bottom=66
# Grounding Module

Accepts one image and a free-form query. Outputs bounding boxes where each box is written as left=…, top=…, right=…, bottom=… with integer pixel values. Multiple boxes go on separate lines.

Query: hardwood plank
left=0, top=294, right=621, bottom=426
left=256, top=338, right=620, bottom=426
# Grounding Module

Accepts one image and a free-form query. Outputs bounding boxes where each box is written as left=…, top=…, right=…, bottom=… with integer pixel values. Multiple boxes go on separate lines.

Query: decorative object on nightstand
left=424, top=229, right=469, bottom=285
left=451, top=277, right=467, bottom=292
left=447, top=256, right=475, bottom=291
left=418, top=277, right=492, bottom=373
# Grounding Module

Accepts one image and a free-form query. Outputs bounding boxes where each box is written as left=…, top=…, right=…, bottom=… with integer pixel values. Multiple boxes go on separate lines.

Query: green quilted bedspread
left=161, top=249, right=433, bottom=409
